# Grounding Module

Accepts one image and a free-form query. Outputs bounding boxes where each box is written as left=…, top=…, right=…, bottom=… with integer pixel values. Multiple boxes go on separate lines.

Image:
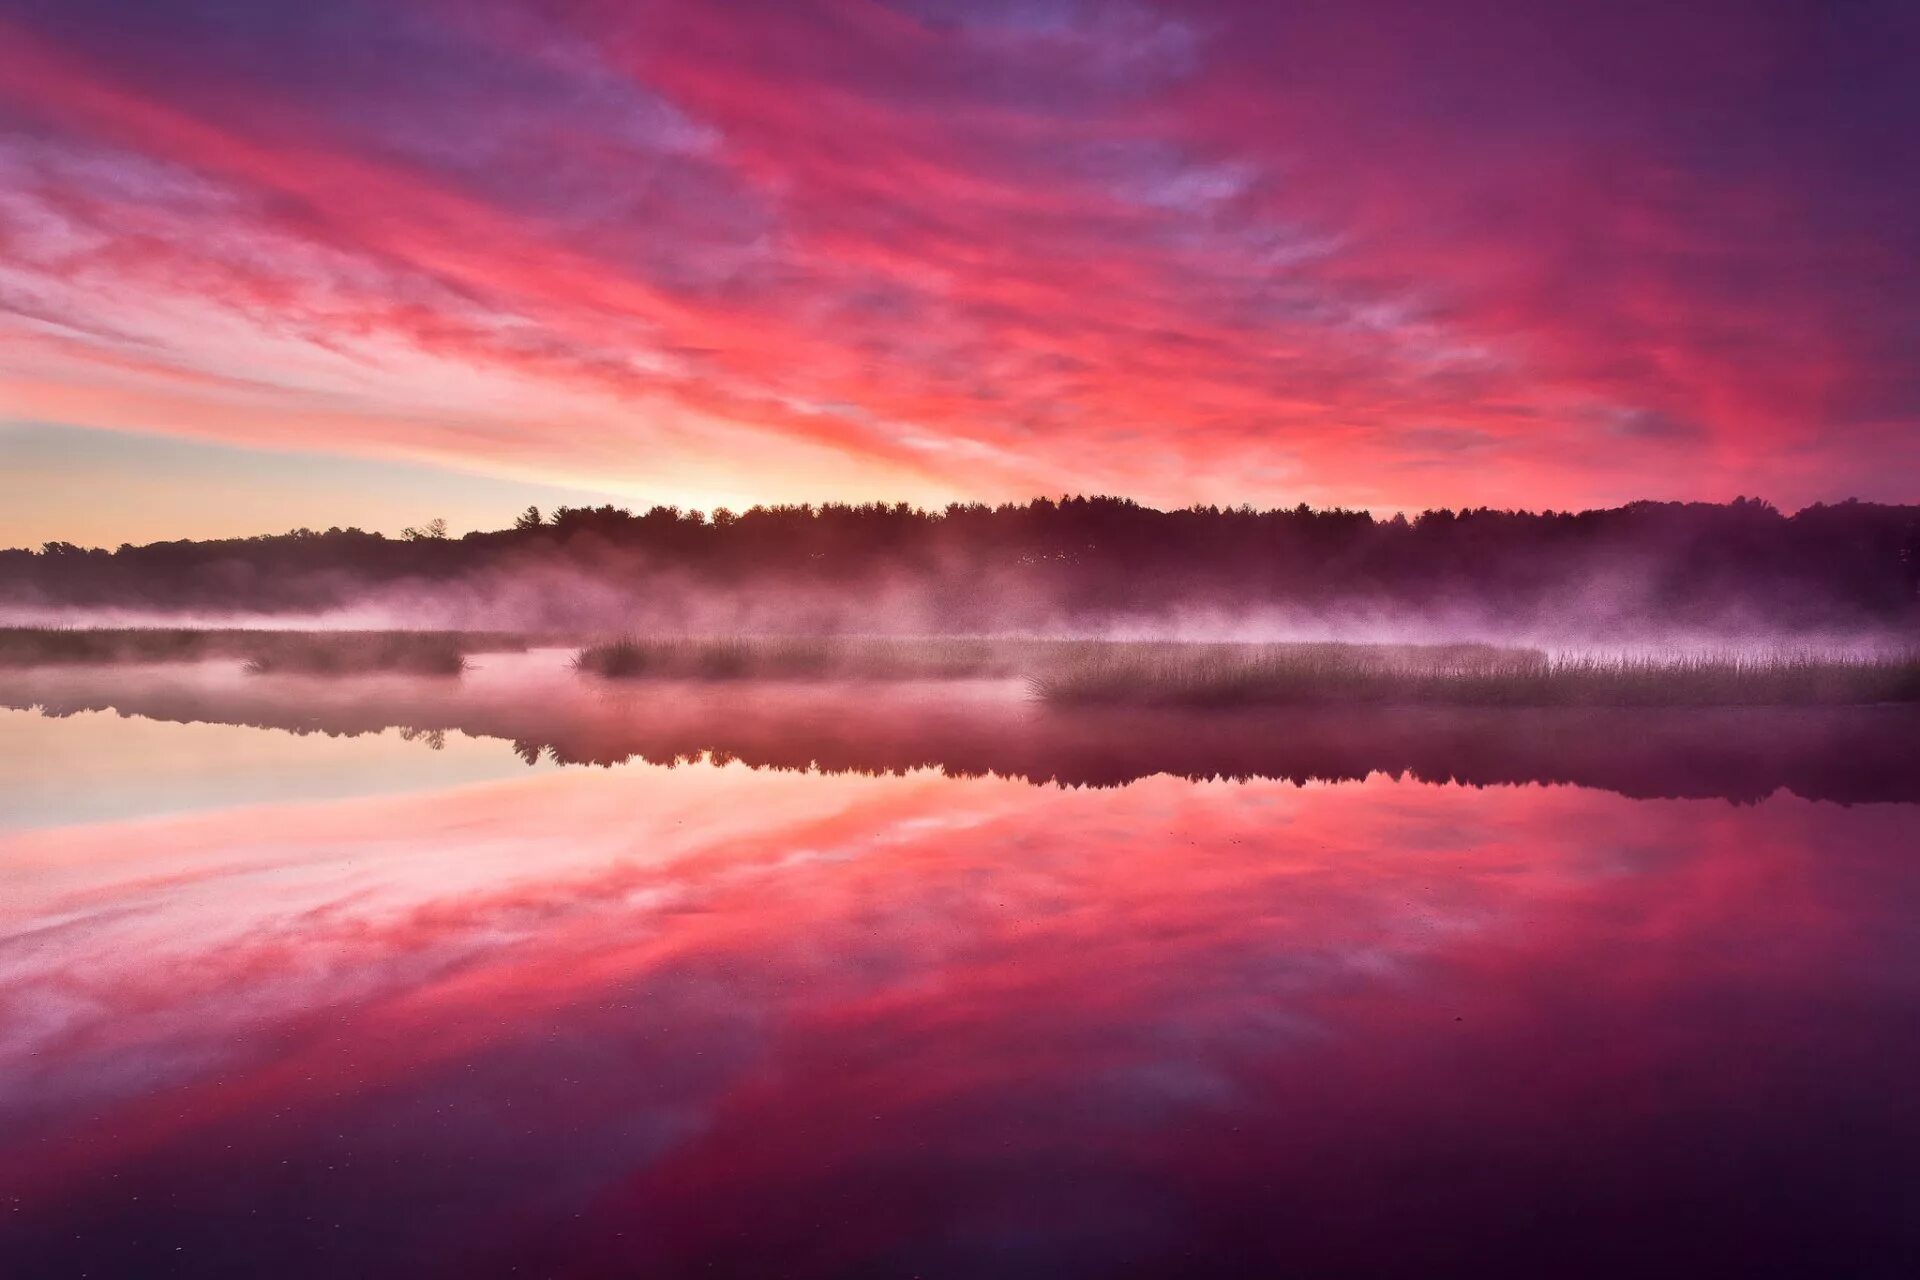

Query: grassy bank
left=241, top=633, right=469, bottom=676
left=0, top=627, right=523, bottom=673
left=571, top=635, right=1060, bottom=680
left=8, top=628, right=1917, bottom=704
left=573, top=634, right=1920, bottom=707
left=1027, top=645, right=1920, bottom=707
left=570, top=635, right=1565, bottom=689
left=574, top=635, right=1920, bottom=706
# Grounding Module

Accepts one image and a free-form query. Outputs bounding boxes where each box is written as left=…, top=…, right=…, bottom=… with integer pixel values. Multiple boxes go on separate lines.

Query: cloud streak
left=6, top=744, right=1917, bottom=1273
left=2, top=0, right=1917, bottom=532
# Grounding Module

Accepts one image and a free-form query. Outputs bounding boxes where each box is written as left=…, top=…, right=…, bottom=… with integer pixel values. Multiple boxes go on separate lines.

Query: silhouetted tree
left=402, top=518, right=449, bottom=541
left=6, top=497, right=1918, bottom=634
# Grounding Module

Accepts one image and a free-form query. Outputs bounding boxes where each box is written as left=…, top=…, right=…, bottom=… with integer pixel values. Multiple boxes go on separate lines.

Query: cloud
left=8, top=748, right=1910, bottom=1272
left=1, top=0, right=1916, bottom=532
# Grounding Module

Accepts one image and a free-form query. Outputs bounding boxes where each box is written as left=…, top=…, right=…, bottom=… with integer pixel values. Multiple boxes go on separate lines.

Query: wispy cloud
left=1, top=0, right=1916, bottom=538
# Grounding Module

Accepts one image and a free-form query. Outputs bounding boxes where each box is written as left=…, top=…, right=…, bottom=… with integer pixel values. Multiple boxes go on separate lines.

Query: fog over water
left=9, top=498, right=1917, bottom=652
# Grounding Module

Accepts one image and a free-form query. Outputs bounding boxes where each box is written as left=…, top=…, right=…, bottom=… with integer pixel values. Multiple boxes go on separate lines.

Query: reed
left=572, top=635, right=1050, bottom=681
left=1027, top=645, right=1920, bottom=707
left=571, top=636, right=1920, bottom=705
left=0, top=627, right=215, bottom=664
left=241, top=633, right=468, bottom=676
left=0, top=627, right=505, bottom=673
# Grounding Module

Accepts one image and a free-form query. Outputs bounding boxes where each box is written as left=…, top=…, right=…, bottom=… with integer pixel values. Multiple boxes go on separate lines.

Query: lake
left=3, top=654, right=1919, bottom=1277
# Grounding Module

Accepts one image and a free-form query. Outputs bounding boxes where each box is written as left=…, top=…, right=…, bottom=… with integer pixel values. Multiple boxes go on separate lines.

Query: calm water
left=4, top=657, right=1920, bottom=1278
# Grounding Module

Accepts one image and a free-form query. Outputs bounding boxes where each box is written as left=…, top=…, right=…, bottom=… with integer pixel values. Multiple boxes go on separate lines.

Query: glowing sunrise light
left=2, top=1, right=1917, bottom=546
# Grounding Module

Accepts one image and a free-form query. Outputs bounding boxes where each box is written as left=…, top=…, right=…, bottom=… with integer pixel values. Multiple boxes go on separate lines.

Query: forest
left=6, top=496, right=1918, bottom=636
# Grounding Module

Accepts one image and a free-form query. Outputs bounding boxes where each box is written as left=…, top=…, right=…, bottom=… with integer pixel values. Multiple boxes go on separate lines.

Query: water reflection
left=5, top=651, right=1920, bottom=804
left=0, top=703, right=536, bottom=830
left=3, top=672, right=1919, bottom=1276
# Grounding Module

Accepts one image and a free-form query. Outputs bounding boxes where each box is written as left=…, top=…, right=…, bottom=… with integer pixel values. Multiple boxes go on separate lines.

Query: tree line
left=6, top=495, right=1918, bottom=631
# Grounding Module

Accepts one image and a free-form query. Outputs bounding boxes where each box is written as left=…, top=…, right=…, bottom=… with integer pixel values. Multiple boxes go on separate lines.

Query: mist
left=6, top=497, right=1918, bottom=654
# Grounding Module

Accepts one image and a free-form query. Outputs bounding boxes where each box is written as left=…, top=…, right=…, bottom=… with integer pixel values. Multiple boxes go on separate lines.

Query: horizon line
left=11, top=492, right=1907, bottom=554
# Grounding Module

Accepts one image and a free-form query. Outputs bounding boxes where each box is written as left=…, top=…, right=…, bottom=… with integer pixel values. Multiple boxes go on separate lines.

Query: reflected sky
left=3, top=698, right=1919, bottom=1277
left=8, top=652, right=1920, bottom=805
left=0, top=706, right=535, bottom=830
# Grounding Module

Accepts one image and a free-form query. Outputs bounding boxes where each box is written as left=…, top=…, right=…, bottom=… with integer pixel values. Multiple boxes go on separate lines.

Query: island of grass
left=571, top=635, right=1053, bottom=681
left=0, top=627, right=525, bottom=675
left=572, top=635, right=1920, bottom=707
left=241, top=632, right=470, bottom=676
left=1025, top=642, right=1920, bottom=707
left=5, top=628, right=1917, bottom=704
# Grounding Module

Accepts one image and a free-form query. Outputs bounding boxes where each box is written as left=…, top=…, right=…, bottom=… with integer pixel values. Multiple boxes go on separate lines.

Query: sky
left=2, top=0, right=1918, bottom=546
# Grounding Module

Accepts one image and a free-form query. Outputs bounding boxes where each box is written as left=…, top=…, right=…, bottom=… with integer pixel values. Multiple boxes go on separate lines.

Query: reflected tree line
left=8, top=496, right=1920, bottom=630
left=8, top=670, right=1918, bottom=806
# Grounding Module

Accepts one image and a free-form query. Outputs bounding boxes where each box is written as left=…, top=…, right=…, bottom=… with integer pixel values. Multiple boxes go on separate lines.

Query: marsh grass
left=0, top=627, right=517, bottom=674
left=1028, top=644, right=1920, bottom=708
left=569, top=635, right=1920, bottom=705
left=569, top=636, right=1561, bottom=690
left=0, top=627, right=216, bottom=664
left=241, top=633, right=468, bottom=677
left=572, top=635, right=1044, bottom=681
left=12, top=627, right=1912, bottom=704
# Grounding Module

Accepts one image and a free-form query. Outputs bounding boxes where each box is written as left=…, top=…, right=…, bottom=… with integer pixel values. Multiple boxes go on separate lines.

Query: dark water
left=4, top=656, right=1920, bottom=1278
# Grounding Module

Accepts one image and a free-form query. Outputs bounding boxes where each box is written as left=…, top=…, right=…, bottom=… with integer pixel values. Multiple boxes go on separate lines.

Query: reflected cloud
left=1, top=706, right=1917, bottom=1274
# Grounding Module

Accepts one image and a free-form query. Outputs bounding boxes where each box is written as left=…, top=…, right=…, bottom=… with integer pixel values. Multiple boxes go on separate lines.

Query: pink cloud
left=2, top=0, right=1916, bottom=531
left=4, top=753, right=1911, bottom=1271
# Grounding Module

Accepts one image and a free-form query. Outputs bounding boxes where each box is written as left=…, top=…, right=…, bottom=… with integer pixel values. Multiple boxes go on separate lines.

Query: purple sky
left=3, top=0, right=1918, bottom=542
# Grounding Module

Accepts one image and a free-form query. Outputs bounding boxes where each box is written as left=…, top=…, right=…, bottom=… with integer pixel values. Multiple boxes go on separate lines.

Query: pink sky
left=3, top=0, right=1918, bottom=544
